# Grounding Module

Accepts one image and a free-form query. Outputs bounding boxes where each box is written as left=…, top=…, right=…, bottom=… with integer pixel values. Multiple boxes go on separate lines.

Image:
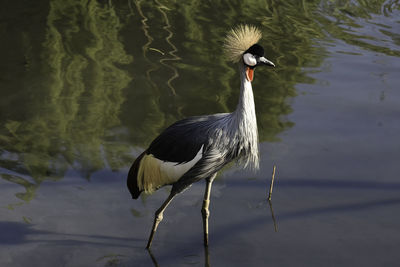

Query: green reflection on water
left=0, top=0, right=398, bottom=202
left=1, top=0, right=133, bottom=201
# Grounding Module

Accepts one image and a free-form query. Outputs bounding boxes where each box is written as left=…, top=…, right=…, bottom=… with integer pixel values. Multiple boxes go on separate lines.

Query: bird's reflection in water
left=204, top=245, right=210, bottom=267
left=147, top=245, right=211, bottom=267
left=147, top=248, right=160, bottom=267
left=146, top=201, right=278, bottom=267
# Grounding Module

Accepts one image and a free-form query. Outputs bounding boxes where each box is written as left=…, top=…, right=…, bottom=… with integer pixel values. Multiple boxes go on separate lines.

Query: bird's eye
left=243, top=53, right=257, bottom=66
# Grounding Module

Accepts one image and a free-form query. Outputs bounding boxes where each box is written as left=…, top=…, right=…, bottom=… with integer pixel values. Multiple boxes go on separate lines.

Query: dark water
left=1, top=0, right=400, bottom=266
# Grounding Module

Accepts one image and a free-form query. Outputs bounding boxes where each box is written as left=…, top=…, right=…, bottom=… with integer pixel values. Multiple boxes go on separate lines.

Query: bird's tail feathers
left=127, top=151, right=146, bottom=199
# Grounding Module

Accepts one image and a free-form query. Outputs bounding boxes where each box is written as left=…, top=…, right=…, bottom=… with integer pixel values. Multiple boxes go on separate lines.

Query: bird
left=127, top=24, right=275, bottom=249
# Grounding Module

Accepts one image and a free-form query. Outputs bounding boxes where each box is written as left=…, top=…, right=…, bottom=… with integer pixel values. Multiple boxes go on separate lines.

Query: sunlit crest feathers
left=223, top=24, right=262, bottom=63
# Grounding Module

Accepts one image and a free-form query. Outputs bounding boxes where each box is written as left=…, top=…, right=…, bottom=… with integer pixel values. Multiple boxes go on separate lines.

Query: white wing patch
left=137, top=146, right=204, bottom=193
left=159, top=145, right=203, bottom=182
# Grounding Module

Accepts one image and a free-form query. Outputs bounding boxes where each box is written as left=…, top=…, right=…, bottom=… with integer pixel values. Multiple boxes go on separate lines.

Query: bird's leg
left=146, top=192, right=176, bottom=249
left=201, top=173, right=216, bottom=247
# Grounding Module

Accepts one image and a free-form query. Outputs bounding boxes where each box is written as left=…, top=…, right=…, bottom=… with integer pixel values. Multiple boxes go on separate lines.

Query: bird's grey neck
left=228, top=63, right=259, bottom=169
left=235, top=66, right=256, bottom=117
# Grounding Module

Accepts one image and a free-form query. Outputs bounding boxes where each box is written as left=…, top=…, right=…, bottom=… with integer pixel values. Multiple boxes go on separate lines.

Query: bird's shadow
left=0, top=221, right=141, bottom=248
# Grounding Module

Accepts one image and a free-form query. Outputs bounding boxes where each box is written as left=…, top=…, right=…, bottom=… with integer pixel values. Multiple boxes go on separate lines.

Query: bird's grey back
left=148, top=111, right=259, bottom=170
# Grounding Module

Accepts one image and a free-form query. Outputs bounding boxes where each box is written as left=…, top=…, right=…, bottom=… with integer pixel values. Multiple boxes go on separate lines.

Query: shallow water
left=1, top=0, right=400, bottom=266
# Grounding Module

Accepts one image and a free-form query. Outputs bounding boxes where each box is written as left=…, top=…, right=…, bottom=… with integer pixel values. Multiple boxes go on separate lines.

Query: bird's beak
left=246, top=57, right=275, bottom=82
left=258, top=57, right=275, bottom=67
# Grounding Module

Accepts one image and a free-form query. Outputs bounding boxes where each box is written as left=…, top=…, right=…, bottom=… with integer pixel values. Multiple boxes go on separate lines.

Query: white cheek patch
left=243, top=53, right=257, bottom=66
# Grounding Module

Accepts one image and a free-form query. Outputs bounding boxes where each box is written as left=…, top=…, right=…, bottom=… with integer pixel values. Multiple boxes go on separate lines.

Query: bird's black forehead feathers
left=244, top=44, right=264, bottom=57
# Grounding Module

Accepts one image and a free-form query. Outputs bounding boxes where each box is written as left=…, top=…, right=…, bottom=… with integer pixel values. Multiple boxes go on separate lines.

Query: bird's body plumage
left=127, top=70, right=258, bottom=198
left=127, top=24, right=275, bottom=248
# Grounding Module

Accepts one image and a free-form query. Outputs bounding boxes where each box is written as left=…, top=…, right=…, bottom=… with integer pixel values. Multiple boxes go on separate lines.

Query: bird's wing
left=147, top=114, right=224, bottom=163
left=129, top=114, right=229, bottom=196
left=170, top=147, right=227, bottom=194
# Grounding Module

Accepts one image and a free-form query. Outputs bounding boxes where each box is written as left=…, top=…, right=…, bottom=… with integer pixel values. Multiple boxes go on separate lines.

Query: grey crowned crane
left=127, top=24, right=275, bottom=249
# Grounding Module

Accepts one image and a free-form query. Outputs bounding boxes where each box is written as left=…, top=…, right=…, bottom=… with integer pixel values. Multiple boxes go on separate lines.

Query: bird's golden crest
left=223, top=24, right=262, bottom=63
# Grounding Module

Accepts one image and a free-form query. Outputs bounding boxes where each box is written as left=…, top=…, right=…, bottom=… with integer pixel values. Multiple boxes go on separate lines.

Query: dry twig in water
left=268, top=165, right=276, bottom=201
